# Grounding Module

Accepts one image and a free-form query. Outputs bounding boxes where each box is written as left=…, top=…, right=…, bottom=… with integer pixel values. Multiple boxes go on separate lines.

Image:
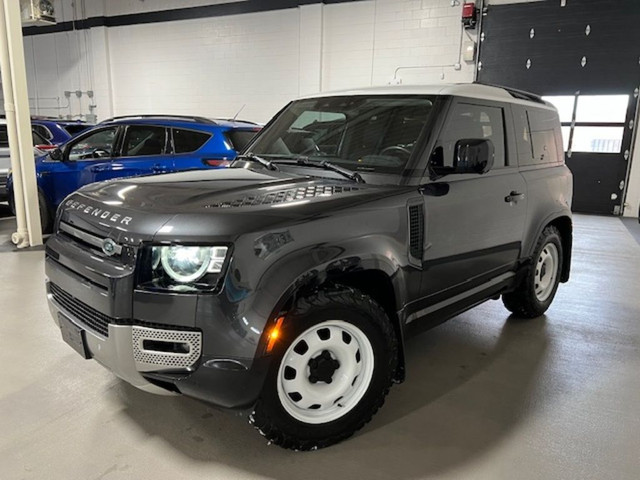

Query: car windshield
left=248, top=95, right=436, bottom=175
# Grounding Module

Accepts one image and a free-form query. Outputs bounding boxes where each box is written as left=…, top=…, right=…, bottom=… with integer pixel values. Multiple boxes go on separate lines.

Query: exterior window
left=542, top=94, right=629, bottom=154
left=63, top=124, right=91, bottom=136
left=439, top=103, right=505, bottom=168
left=514, top=105, right=561, bottom=165
left=68, top=128, right=117, bottom=161
left=122, top=126, right=166, bottom=157
left=225, top=130, right=259, bottom=152
left=248, top=95, right=436, bottom=175
left=512, top=105, right=533, bottom=166
left=32, top=130, right=48, bottom=146
left=0, top=125, right=9, bottom=148
left=571, top=126, right=624, bottom=153
left=528, top=108, right=560, bottom=164
left=173, top=129, right=211, bottom=154
left=32, top=124, right=52, bottom=140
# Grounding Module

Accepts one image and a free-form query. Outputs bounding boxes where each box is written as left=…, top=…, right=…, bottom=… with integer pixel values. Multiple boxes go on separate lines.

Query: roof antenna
left=232, top=104, right=246, bottom=122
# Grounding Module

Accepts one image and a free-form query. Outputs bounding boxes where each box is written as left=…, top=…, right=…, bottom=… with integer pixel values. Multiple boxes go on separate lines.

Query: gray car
left=45, top=83, right=572, bottom=450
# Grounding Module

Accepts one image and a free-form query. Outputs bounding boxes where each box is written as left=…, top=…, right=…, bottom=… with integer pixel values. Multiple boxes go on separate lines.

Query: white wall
left=22, top=0, right=476, bottom=123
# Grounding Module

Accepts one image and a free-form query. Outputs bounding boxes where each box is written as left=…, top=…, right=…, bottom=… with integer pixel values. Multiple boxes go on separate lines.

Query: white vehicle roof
left=300, top=83, right=556, bottom=111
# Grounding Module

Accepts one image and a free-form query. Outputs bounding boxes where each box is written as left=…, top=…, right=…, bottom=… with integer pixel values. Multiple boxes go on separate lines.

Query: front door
left=419, top=100, right=527, bottom=302
left=50, top=126, right=119, bottom=206
left=111, top=124, right=171, bottom=178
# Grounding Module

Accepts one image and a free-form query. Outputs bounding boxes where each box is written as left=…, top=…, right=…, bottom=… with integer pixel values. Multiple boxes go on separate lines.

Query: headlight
left=160, top=246, right=213, bottom=283
left=141, top=245, right=230, bottom=292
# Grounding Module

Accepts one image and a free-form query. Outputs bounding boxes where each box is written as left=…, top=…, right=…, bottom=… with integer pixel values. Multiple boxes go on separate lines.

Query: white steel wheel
left=276, top=319, right=375, bottom=425
left=534, top=242, right=559, bottom=302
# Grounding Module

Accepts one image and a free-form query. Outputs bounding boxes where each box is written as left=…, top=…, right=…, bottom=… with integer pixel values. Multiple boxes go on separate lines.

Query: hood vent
left=206, top=185, right=361, bottom=209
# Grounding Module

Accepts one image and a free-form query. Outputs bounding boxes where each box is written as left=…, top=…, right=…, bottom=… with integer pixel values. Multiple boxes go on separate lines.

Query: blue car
left=8, top=115, right=260, bottom=232
left=31, top=118, right=94, bottom=145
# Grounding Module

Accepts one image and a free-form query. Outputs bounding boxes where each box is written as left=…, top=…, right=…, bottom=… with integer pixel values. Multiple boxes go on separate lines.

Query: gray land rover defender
left=45, top=83, right=572, bottom=450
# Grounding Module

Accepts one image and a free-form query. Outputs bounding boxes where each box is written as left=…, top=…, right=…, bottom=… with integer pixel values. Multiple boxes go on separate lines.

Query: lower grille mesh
left=50, top=283, right=112, bottom=337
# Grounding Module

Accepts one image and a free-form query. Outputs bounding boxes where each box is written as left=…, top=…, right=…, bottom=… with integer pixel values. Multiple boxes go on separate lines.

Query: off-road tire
left=502, top=225, right=563, bottom=318
left=250, top=284, right=397, bottom=450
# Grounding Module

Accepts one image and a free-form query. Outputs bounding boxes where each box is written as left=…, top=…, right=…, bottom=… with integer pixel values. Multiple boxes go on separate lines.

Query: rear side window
left=32, top=129, right=48, bottom=146
left=0, top=125, right=8, bottom=148
left=437, top=103, right=506, bottom=168
left=122, top=125, right=167, bottom=157
left=225, top=129, right=260, bottom=152
left=514, top=105, right=561, bottom=166
left=32, top=124, right=52, bottom=140
left=63, top=124, right=91, bottom=136
left=172, top=129, right=211, bottom=153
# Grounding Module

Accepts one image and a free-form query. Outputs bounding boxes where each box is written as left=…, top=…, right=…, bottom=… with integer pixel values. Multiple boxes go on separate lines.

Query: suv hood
left=59, top=167, right=398, bottom=241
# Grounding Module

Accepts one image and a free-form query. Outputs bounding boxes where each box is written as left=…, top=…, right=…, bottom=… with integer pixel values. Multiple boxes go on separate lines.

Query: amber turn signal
left=266, top=316, right=285, bottom=353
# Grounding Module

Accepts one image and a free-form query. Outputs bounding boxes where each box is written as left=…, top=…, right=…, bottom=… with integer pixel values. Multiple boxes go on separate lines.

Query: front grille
left=58, top=222, right=133, bottom=263
left=206, top=184, right=361, bottom=209
left=50, top=283, right=113, bottom=337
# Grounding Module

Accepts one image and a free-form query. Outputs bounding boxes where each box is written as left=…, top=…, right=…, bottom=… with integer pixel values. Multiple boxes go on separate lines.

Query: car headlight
left=141, top=245, right=230, bottom=292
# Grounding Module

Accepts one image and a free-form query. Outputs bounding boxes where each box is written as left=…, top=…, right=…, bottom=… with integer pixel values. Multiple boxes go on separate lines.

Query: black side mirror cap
left=48, top=147, right=63, bottom=161
left=453, top=138, right=494, bottom=174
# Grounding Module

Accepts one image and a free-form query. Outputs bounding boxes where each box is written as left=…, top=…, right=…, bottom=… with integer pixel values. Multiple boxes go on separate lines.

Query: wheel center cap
left=308, top=350, right=340, bottom=384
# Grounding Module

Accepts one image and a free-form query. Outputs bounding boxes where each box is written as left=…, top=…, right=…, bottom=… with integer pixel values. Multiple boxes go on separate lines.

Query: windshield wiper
left=289, top=157, right=366, bottom=184
left=236, top=152, right=278, bottom=171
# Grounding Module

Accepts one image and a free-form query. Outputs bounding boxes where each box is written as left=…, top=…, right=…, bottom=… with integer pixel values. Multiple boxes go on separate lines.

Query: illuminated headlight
left=145, top=245, right=229, bottom=290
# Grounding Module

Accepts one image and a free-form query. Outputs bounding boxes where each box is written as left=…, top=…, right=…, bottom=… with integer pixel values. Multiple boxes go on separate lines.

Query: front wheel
left=502, top=225, right=563, bottom=318
left=250, top=285, right=397, bottom=450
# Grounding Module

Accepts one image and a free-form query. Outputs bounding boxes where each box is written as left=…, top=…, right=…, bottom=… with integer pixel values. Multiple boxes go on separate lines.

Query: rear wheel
left=502, top=225, right=563, bottom=318
left=250, top=285, right=397, bottom=450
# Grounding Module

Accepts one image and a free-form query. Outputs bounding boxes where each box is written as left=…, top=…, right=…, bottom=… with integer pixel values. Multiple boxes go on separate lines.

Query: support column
left=0, top=0, right=42, bottom=247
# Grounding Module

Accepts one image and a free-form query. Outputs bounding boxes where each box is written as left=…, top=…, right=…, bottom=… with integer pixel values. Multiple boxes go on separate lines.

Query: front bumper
left=45, top=226, right=271, bottom=409
left=48, top=290, right=177, bottom=395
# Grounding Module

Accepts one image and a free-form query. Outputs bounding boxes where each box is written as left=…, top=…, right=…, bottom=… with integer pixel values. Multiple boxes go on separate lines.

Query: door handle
left=505, top=191, right=525, bottom=203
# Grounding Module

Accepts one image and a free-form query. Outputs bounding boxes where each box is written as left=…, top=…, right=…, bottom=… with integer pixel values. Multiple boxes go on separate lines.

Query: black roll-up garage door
left=477, top=0, right=640, bottom=215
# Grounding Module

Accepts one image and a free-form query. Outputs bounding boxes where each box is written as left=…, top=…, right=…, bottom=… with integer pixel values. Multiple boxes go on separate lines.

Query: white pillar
left=0, top=0, right=42, bottom=247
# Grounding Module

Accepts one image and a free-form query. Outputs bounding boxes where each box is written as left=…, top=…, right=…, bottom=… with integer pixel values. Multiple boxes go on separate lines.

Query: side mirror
left=453, top=138, right=494, bottom=174
left=48, top=147, right=63, bottom=161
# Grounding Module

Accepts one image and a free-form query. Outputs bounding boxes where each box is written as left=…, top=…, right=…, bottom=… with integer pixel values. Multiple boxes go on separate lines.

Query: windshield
left=249, top=95, right=436, bottom=175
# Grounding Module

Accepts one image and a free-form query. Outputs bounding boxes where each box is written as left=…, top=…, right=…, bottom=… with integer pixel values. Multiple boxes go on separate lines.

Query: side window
left=516, top=107, right=560, bottom=166
left=172, top=129, right=211, bottom=154
left=122, top=125, right=166, bottom=157
left=225, top=130, right=260, bottom=152
left=68, top=128, right=118, bottom=161
left=436, top=103, right=505, bottom=169
left=32, top=125, right=52, bottom=141
left=512, top=105, right=534, bottom=166
left=32, top=129, right=49, bottom=146
left=529, top=108, right=560, bottom=165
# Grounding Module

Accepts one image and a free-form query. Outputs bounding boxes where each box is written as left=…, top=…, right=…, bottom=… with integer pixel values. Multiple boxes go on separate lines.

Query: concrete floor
left=0, top=206, right=638, bottom=480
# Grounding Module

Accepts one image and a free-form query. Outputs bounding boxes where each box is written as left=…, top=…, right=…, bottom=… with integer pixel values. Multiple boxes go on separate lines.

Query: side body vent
left=408, top=203, right=424, bottom=262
